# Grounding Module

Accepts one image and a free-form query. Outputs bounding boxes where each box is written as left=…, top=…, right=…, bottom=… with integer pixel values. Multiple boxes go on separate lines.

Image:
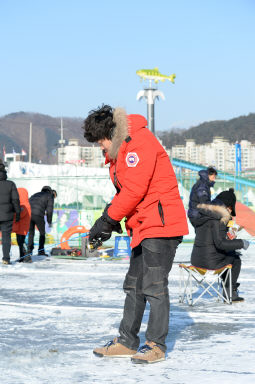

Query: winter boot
left=223, top=284, right=244, bottom=303
left=23, top=255, right=32, bottom=263
left=131, top=341, right=165, bottom=364
left=232, top=288, right=244, bottom=303
left=38, top=249, right=49, bottom=257
left=2, top=259, right=11, bottom=265
left=93, top=338, right=137, bottom=358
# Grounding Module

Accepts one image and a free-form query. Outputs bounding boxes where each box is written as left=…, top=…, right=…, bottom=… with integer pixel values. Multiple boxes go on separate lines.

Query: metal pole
left=58, top=118, right=66, bottom=164
left=147, top=101, right=155, bottom=134
left=137, top=88, right=164, bottom=134
left=76, top=164, right=78, bottom=211
left=29, top=122, right=32, bottom=163
left=61, top=118, right=64, bottom=145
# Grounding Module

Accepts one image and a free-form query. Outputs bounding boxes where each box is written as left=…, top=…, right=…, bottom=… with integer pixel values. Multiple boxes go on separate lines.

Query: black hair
left=207, top=166, right=218, bottom=176
left=82, top=104, right=116, bottom=143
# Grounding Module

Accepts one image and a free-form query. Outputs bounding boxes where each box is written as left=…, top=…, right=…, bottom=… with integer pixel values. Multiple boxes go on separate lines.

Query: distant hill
left=0, top=112, right=89, bottom=164
left=1, top=111, right=255, bottom=164
left=158, top=113, right=255, bottom=148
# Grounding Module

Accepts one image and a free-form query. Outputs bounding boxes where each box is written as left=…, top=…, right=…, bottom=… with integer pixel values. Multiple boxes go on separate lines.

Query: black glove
left=242, top=239, right=250, bottom=250
left=15, top=214, right=20, bottom=223
left=112, top=222, right=123, bottom=234
left=102, top=206, right=123, bottom=235
left=89, top=206, right=122, bottom=243
left=89, top=216, right=113, bottom=243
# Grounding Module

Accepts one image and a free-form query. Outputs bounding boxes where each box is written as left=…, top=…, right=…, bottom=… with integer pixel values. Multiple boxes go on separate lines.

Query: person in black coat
left=0, top=159, right=5, bottom=171
left=27, top=186, right=57, bottom=256
left=0, top=162, right=21, bottom=264
left=188, top=166, right=218, bottom=228
left=191, top=188, right=249, bottom=302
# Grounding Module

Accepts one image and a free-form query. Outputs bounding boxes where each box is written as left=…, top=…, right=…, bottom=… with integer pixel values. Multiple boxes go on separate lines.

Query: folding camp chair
left=179, top=263, right=232, bottom=306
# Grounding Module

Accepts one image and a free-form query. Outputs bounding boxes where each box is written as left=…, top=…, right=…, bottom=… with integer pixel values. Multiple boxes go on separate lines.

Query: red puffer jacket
left=106, top=108, right=188, bottom=248
left=12, top=188, right=31, bottom=235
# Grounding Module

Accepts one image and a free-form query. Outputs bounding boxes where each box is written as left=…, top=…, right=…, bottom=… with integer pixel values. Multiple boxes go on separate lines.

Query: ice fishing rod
left=14, top=232, right=103, bottom=263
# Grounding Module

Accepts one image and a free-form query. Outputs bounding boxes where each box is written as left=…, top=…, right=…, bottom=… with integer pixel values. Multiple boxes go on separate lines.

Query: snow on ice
left=0, top=243, right=254, bottom=384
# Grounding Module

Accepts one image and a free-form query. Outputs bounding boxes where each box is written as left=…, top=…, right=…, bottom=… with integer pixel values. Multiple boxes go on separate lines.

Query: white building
left=156, top=136, right=171, bottom=157
left=171, top=137, right=255, bottom=172
left=58, top=139, right=105, bottom=167
left=3, top=151, right=27, bottom=165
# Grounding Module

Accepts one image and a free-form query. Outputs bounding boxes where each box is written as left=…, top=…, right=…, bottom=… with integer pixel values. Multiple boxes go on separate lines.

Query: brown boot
left=2, top=259, right=11, bottom=265
left=23, top=255, right=32, bottom=263
left=131, top=341, right=165, bottom=364
left=93, top=338, right=137, bottom=358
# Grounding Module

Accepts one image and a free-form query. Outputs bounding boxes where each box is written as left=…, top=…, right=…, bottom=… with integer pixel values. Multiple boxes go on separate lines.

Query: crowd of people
left=0, top=159, right=57, bottom=264
left=0, top=105, right=251, bottom=364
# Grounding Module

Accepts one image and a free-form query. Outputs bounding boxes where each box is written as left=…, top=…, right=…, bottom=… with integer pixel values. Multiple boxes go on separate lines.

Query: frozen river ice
left=0, top=243, right=254, bottom=384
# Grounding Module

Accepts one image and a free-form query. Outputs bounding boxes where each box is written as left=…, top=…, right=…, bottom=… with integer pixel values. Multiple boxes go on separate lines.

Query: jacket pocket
left=143, top=266, right=167, bottom=296
left=137, top=199, right=165, bottom=230
left=123, top=273, right=137, bottom=293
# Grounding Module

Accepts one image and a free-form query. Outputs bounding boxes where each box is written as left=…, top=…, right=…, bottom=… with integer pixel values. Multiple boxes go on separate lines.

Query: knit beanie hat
left=216, top=188, right=236, bottom=216
left=41, top=186, right=52, bottom=193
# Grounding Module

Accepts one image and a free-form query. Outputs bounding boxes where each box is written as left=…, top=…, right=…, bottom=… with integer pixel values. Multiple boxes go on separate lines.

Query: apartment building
left=58, top=139, right=105, bottom=167
left=171, top=137, right=255, bottom=172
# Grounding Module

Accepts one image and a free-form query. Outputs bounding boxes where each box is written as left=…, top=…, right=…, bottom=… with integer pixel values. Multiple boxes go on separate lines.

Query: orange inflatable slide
left=235, top=202, right=255, bottom=237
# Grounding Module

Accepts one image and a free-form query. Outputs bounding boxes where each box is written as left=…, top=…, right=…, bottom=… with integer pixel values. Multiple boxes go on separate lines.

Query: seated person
left=191, top=188, right=249, bottom=302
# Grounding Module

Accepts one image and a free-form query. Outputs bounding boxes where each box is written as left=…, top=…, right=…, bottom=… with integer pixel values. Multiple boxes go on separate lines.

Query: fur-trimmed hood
left=197, top=203, right=231, bottom=225
left=108, top=108, right=147, bottom=160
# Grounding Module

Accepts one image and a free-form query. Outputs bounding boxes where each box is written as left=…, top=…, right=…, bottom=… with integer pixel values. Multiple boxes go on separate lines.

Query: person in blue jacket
left=188, top=166, right=217, bottom=228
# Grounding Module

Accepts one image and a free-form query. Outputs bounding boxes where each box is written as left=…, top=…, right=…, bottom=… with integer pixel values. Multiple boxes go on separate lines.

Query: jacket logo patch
left=126, top=152, right=139, bottom=167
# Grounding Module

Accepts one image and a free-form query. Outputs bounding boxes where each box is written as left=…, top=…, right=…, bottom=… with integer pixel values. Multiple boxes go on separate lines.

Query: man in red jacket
left=82, top=105, right=188, bottom=364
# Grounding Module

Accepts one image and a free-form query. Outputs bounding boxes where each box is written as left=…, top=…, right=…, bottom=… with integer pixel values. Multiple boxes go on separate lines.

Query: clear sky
left=1, top=0, right=255, bottom=131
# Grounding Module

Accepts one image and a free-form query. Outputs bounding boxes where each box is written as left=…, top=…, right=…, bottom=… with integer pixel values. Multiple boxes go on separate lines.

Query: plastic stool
left=113, top=236, right=131, bottom=258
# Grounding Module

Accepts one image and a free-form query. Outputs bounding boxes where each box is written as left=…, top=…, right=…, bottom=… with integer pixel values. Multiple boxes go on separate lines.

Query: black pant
left=28, top=215, right=46, bottom=253
left=0, top=220, right=13, bottom=262
left=222, top=252, right=241, bottom=289
left=118, top=236, right=182, bottom=353
left=16, top=234, right=26, bottom=259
